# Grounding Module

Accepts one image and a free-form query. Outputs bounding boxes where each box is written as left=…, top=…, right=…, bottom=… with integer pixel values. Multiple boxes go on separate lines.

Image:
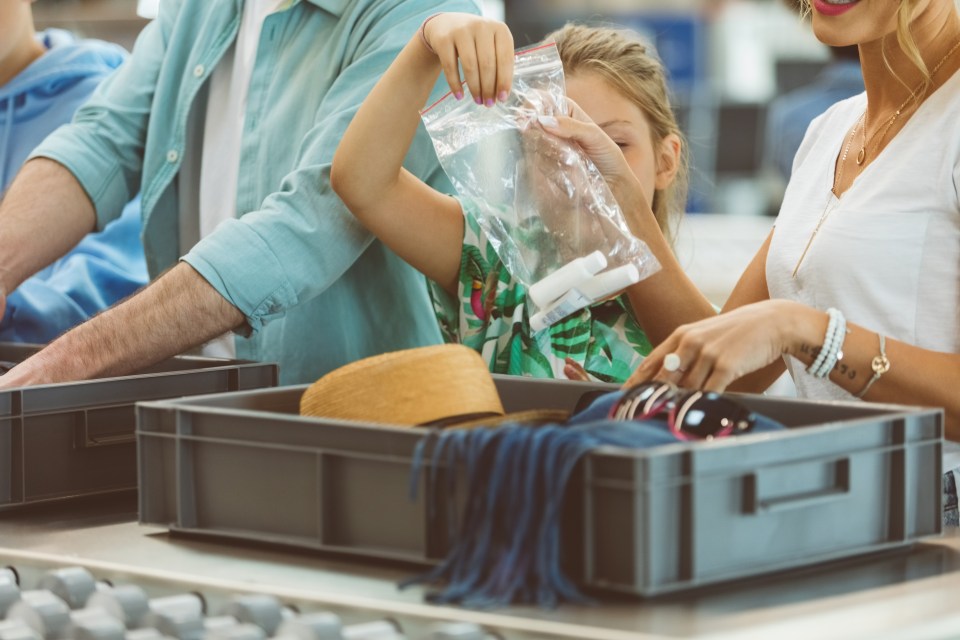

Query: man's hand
left=0, top=262, right=245, bottom=388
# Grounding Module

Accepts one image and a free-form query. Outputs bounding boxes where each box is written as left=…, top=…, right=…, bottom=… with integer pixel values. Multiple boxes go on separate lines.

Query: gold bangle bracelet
left=855, top=333, right=890, bottom=399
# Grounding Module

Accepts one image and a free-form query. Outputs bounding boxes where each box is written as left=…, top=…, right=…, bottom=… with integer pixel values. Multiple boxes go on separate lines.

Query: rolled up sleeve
left=29, top=0, right=182, bottom=231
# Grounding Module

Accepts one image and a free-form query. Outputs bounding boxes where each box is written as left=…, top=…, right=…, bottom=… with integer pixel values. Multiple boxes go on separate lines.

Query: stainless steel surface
left=1, top=495, right=959, bottom=639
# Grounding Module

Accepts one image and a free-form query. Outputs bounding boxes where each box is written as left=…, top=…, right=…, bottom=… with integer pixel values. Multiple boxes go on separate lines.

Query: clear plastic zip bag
left=421, top=42, right=661, bottom=324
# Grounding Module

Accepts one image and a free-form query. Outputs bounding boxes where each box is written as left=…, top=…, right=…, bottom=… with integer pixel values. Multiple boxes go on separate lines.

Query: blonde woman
left=333, top=15, right=713, bottom=382
left=628, top=0, right=960, bottom=436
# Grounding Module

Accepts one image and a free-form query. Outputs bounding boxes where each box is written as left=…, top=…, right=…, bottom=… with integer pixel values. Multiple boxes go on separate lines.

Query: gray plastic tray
left=137, top=376, right=942, bottom=596
left=0, top=343, right=278, bottom=508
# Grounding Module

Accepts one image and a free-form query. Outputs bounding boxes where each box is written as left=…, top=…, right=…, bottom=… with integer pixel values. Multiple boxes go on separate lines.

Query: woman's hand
left=625, top=300, right=817, bottom=391
left=421, top=13, right=514, bottom=106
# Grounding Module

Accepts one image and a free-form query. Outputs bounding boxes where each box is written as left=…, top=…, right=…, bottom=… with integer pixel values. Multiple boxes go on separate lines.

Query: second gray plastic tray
left=0, top=343, right=278, bottom=508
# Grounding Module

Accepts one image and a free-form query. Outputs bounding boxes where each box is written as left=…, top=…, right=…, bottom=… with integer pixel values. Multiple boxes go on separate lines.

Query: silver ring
left=663, top=353, right=684, bottom=373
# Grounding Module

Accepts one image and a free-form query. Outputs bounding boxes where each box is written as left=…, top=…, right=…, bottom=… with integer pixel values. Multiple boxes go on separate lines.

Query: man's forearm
left=0, top=158, right=98, bottom=294
left=0, top=262, right=246, bottom=387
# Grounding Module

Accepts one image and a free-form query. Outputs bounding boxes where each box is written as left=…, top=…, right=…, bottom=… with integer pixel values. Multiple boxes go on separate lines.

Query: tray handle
left=744, top=457, right=851, bottom=514
left=74, top=407, right=136, bottom=449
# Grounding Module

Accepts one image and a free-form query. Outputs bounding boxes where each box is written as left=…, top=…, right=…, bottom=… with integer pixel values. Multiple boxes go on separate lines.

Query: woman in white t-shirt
left=626, top=0, right=960, bottom=437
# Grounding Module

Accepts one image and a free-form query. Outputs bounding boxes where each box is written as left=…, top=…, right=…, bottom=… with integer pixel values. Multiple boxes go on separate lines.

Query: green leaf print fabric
left=428, top=198, right=652, bottom=382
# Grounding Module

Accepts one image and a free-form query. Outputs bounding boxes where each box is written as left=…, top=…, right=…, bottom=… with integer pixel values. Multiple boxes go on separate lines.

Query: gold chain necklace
left=792, top=38, right=960, bottom=280
left=790, top=113, right=863, bottom=279
left=857, top=38, right=960, bottom=166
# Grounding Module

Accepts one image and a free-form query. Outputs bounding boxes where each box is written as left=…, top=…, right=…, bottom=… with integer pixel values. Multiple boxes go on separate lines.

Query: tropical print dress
left=429, top=198, right=653, bottom=383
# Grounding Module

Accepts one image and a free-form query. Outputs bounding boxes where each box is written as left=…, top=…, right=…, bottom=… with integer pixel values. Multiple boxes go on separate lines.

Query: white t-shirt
left=766, top=70, right=960, bottom=403
left=198, top=0, right=287, bottom=358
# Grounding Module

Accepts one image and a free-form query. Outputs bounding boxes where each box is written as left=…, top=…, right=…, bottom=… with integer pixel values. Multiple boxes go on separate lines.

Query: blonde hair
left=544, top=23, right=688, bottom=247
left=893, top=1, right=931, bottom=96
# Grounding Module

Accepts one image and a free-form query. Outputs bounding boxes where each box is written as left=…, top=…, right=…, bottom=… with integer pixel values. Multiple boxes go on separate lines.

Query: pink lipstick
left=812, top=0, right=860, bottom=17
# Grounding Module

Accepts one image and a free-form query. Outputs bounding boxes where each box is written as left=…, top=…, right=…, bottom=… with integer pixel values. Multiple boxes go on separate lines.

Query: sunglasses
left=610, top=382, right=756, bottom=441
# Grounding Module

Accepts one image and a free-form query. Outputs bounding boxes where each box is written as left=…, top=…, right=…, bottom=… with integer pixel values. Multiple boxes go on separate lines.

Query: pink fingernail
left=484, top=98, right=494, bottom=107
left=454, top=91, right=463, bottom=100
left=474, top=96, right=482, bottom=105
left=498, top=91, right=508, bottom=102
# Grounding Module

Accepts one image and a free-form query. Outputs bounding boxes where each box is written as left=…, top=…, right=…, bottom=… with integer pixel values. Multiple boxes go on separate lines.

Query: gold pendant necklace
left=856, top=38, right=960, bottom=167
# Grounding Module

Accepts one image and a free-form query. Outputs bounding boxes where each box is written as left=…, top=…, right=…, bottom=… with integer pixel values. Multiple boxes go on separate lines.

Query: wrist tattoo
left=800, top=343, right=857, bottom=380
left=834, top=362, right=857, bottom=380
left=799, top=343, right=821, bottom=359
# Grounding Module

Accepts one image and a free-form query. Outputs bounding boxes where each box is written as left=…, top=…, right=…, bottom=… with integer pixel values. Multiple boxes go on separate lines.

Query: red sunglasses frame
left=611, top=382, right=753, bottom=441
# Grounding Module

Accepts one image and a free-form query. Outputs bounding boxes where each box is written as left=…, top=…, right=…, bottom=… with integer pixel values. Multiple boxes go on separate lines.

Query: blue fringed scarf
left=404, top=390, right=785, bottom=608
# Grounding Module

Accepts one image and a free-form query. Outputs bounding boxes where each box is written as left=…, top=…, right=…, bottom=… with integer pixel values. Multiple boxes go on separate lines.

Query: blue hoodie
left=0, top=29, right=147, bottom=343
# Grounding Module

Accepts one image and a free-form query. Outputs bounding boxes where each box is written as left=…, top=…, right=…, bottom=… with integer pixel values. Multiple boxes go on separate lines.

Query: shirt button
left=166, top=149, right=179, bottom=163
left=193, top=64, right=205, bottom=78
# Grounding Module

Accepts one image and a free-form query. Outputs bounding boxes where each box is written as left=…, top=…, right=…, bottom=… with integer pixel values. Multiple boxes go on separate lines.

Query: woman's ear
left=654, top=133, right=682, bottom=190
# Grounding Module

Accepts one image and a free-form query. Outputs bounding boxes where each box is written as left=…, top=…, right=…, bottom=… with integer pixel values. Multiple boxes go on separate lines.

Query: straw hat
left=299, top=344, right=568, bottom=428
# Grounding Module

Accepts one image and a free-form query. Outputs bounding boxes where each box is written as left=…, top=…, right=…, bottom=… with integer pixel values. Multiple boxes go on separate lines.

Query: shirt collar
left=297, top=0, right=348, bottom=16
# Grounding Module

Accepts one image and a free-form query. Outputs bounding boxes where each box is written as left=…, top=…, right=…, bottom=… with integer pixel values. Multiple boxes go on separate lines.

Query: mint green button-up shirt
left=33, top=0, right=481, bottom=384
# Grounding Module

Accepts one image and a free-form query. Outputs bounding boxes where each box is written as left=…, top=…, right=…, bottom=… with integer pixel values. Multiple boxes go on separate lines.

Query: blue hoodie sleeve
left=0, top=29, right=149, bottom=343
left=0, top=198, right=147, bottom=343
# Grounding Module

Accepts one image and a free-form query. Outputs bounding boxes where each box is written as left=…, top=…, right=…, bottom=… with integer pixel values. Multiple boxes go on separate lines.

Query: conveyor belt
left=2, top=495, right=960, bottom=640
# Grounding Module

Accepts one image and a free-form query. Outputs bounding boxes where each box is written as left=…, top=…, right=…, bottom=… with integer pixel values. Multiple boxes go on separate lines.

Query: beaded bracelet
left=816, top=309, right=847, bottom=378
left=806, top=308, right=837, bottom=376
left=855, top=333, right=890, bottom=399
left=806, top=308, right=846, bottom=379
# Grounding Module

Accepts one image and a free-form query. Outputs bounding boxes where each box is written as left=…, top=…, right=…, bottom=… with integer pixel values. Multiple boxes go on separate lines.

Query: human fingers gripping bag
left=421, top=43, right=660, bottom=328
